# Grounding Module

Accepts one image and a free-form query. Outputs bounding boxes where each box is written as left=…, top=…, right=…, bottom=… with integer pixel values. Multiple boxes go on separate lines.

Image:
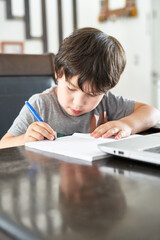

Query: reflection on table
left=0, top=146, right=160, bottom=240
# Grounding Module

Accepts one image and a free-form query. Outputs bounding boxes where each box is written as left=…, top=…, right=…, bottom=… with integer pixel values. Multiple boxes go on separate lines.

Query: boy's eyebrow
left=86, top=92, right=104, bottom=97
left=68, top=81, right=78, bottom=89
left=68, top=81, right=103, bottom=96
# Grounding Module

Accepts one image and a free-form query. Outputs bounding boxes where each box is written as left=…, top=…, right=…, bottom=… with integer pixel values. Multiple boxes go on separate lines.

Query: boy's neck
left=54, top=87, right=58, bottom=97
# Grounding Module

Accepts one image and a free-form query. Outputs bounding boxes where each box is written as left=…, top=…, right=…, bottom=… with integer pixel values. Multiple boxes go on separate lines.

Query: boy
left=0, top=27, right=160, bottom=149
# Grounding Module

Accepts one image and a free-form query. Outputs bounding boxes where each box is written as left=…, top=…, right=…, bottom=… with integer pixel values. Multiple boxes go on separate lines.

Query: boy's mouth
left=70, top=108, right=82, bottom=114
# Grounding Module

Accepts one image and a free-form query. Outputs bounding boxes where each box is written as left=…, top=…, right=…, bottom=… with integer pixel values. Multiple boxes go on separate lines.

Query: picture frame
left=98, top=0, right=137, bottom=22
left=1, top=41, right=24, bottom=54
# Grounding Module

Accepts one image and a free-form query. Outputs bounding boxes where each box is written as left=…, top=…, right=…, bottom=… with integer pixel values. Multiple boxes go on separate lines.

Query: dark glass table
left=0, top=143, right=160, bottom=240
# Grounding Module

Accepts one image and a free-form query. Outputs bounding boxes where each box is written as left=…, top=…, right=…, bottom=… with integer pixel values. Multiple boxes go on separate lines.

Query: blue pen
left=25, top=101, right=55, bottom=140
left=25, top=101, right=43, bottom=122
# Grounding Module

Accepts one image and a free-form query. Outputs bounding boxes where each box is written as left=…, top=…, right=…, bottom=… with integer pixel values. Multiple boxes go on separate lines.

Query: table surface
left=0, top=142, right=160, bottom=240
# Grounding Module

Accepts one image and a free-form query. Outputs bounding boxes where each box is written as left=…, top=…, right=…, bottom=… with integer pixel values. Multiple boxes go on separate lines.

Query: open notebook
left=25, top=133, right=137, bottom=162
left=25, top=133, right=117, bottom=162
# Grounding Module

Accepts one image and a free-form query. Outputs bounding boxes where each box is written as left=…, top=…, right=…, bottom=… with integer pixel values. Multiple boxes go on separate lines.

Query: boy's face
left=56, top=74, right=104, bottom=116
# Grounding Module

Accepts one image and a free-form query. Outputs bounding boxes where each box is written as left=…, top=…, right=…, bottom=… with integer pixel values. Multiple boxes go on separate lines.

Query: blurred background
left=0, top=0, right=160, bottom=108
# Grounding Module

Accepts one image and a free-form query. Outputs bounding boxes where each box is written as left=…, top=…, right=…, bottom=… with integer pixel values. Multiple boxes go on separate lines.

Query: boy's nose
left=73, top=92, right=86, bottom=107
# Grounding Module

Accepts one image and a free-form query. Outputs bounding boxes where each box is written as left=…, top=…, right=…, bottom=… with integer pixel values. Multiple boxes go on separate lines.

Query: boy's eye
left=67, top=86, right=75, bottom=91
left=87, top=93, right=100, bottom=97
left=87, top=93, right=95, bottom=97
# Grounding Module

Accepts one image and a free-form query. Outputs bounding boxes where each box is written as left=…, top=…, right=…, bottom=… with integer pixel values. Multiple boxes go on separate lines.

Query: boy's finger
left=29, top=130, right=45, bottom=141
left=91, top=126, right=108, bottom=138
left=32, top=123, right=56, bottom=140
left=36, top=121, right=54, bottom=135
left=115, top=130, right=126, bottom=140
left=27, top=136, right=39, bottom=142
left=91, top=125, right=118, bottom=138
left=102, top=128, right=119, bottom=138
left=40, top=129, right=56, bottom=141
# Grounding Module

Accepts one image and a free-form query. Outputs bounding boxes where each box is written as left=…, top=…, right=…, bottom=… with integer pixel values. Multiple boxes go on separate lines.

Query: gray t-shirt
left=8, top=87, right=135, bottom=136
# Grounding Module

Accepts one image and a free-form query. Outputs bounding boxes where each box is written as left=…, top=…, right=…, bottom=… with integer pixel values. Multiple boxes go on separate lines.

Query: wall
left=152, top=0, right=160, bottom=108
left=74, top=0, right=152, bottom=105
left=0, top=0, right=154, bottom=106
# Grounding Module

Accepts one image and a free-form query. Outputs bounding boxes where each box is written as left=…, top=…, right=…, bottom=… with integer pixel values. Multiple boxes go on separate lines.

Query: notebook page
left=25, top=133, right=116, bottom=161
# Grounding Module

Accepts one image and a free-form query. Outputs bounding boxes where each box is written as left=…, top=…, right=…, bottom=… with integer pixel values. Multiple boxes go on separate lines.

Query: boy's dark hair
left=54, top=27, right=126, bottom=94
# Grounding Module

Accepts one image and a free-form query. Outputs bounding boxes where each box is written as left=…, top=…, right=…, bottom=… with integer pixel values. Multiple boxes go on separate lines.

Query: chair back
left=0, top=53, right=55, bottom=138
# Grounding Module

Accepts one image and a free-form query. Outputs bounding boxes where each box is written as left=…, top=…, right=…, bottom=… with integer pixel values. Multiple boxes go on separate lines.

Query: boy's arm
left=0, top=133, right=25, bottom=149
left=121, top=102, right=160, bottom=134
left=0, top=122, right=56, bottom=149
left=91, top=102, right=160, bottom=139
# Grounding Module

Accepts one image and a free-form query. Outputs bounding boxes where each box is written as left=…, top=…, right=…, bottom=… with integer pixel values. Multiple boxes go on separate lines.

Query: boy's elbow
left=145, top=104, right=160, bottom=125
left=134, top=102, right=160, bottom=125
left=153, top=107, right=160, bottom=123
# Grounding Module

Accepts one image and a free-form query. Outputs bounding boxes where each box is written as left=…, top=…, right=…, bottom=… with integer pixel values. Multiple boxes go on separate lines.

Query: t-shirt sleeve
left=105, top=91, right=135, bottom=121
left=8, top=94, right=42, bottom=136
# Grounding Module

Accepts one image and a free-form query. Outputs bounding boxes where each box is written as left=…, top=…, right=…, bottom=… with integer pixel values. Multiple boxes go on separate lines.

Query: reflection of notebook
left=98, top=133, right=160, bottom=165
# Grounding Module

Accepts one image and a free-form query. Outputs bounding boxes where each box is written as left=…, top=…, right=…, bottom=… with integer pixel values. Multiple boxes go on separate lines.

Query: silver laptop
left=98, top=133, right=160, bottom=164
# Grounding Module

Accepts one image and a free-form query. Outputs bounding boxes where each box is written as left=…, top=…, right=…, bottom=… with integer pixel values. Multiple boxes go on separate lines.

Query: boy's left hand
left=91, top=120, right=132, bottom=140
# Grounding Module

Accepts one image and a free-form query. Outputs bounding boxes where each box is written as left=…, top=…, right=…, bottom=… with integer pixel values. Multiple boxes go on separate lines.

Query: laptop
left=98, top=133, right=160, bottom=165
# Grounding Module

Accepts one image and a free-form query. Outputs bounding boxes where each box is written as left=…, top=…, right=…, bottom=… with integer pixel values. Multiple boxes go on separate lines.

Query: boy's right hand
left=24, top=122, right=56, bottom=143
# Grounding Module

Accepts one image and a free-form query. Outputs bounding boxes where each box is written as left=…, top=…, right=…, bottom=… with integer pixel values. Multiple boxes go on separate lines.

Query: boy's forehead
left=67, top=75, right=79, bottom=87
left=66, top=75, right=104, bottom=96
left=68, top=76, right=93, bottom=92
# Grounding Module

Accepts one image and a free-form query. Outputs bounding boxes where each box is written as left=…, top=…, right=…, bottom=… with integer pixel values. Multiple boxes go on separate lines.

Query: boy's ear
left=54, top=72, right=58, bottom=84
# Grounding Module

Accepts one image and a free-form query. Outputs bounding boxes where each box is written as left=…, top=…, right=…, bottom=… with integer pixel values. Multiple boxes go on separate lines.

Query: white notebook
left=25, top=133, right=118, bottom=162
